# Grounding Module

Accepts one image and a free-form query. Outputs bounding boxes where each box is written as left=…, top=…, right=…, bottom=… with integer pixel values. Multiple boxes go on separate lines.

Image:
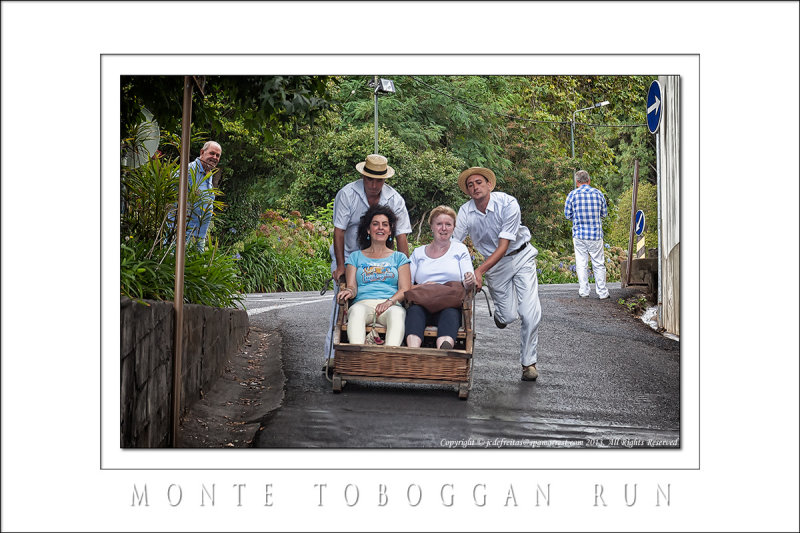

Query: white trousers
left=485, top=245, right=542, bottom=367
left=323, top=282, right=340, bottom=361
left=573, top=238, right=608, bottom=298
left=323, top=254, right=346, bottom=361
left=346, top=299, right=406, bottom=346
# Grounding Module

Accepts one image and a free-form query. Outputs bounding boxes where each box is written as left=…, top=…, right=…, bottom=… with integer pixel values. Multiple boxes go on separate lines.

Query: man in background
left=177, top=141, right=222, bottom=251
left=564, top=169, right=609, bottom=299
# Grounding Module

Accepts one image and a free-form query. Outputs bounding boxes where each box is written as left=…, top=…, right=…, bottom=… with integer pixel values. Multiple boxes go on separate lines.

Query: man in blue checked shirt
left=564, top=170, right=609, bottom=299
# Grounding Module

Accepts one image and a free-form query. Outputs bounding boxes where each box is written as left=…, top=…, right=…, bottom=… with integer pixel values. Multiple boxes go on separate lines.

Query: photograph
left=2, top=2, right=797, bottom=532
left=117, top=73, right=682, bottom=454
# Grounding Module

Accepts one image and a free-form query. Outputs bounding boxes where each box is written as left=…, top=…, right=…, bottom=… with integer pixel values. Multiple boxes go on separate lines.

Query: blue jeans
left=404, top=304, right=461, bottom=342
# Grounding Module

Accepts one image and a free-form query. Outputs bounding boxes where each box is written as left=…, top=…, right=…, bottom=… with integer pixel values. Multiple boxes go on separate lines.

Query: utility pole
left=373, top=76, right=379, bottom=153
left=171, top=76, right=193, bottom=447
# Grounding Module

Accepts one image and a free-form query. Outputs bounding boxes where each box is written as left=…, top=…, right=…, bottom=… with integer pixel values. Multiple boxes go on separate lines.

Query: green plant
left=254, top=209, right=333, bottom=261
left=120, top=239, right=243, bottom=307
left=617, top=294, right=649, bottom=315
left=607, top=181, right=658, bottom=250
left=236, top=233, right=329, bottom=293
left=281, top=124, right=466, bottom=229
left=120, top=127, right=244, bottom=308
left=121, top=145, right=224, bottom=251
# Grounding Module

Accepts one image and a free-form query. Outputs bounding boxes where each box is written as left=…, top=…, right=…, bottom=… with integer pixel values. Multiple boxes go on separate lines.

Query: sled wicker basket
left=329, top=284, right=476, bottom=399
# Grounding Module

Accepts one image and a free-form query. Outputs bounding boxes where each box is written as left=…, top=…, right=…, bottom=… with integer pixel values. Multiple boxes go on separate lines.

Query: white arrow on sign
left=647, top=95, right=661, bottom=115
left=636, top=216, right=644, bottom=234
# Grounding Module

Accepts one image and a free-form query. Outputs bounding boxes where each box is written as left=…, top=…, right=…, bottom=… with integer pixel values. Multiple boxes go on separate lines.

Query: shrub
left=235, top=233, right=330, bottom=293
left=533, top=244, right=627, bottom=285
left=282, top=124, right=466, bottom=229
left=121, top=148, right=224, bottom=250
left=607, top=181, right=658, bottom=250
left=120, top=132, right=239, bottom=308
left=121, top=239, right=243, bottom=308
left=252, top=209, right=333, bottom=262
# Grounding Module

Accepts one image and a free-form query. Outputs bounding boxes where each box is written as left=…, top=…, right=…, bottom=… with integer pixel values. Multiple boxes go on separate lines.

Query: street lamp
left=571, top=100, right=610, bottom=159
left=369, top=76, right=396, bottom=153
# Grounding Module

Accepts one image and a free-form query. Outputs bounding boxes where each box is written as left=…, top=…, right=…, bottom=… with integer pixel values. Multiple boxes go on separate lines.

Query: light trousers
left=485, top=245, right=542, bottom=367
left=573, top=238, right=608, bottom=298
left=323, top=282, right=340, bottom=361
left=346, top=299, right=406, bottom=346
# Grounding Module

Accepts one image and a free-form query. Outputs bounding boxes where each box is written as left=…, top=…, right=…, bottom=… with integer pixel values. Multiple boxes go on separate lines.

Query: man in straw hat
left=322, top=154, right=412, bottom=371
left=453, top=167, right=543, bottom=381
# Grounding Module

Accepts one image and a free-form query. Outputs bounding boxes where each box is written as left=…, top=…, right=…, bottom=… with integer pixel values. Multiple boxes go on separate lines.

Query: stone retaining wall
left=120, top=297, right=249, bottom=448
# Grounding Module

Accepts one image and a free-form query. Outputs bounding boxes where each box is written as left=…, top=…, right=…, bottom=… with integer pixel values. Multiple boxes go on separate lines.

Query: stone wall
left=120, top=297, right=249, bottom=448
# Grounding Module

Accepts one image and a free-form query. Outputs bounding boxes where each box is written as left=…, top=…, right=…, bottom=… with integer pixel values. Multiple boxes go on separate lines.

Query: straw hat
left=355, top=154, right=395, bottom=179
left=458, top=167, right=496, bottom=195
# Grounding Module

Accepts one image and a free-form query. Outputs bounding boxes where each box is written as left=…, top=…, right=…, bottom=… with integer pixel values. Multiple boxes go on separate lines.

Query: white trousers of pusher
left=323, top=281, right=340, bottom=361
left=573, top=237, right=609, bottom=298
left=484, top=244, right=542, bottom=367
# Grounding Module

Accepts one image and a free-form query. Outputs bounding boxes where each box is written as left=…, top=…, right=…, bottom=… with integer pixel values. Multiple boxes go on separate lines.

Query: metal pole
left=373, top=75, right=379, bottom=154
left=625, top=160, right=640, bottom=286
left=571, top=113, right=576, bottom=188
left=570, top=111, right=576, bottom=159
left=172, top=75, right=193, bottom=447
left=656, top=129, right=663, bottom=325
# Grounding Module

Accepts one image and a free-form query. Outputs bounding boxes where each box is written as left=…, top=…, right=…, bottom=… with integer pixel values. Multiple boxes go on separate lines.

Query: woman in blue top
left=337, top=204, right=411, bottom=346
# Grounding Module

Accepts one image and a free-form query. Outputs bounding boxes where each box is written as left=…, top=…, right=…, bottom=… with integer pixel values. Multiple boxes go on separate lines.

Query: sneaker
left=494, top=316, right=507, bottom=329
left=440, top=341, right=453, bottom=350
left=579, top=294, right=589, bottom=298
left=598, top=293, right=610, bottom=300
left=522, top=364, right=538, bottom=381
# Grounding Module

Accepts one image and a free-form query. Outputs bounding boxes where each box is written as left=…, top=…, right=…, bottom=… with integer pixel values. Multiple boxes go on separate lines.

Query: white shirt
left=453, top=191, right=532, bottom=258
left=330, top=179, right=412, bottom=263
left=410, top=241, right=474, bottom=285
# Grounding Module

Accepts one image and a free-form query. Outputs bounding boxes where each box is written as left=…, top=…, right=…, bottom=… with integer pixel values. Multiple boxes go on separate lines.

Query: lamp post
left=571, top=100, right=610, bottom=159
left=369, top=76, right=396, bottom=154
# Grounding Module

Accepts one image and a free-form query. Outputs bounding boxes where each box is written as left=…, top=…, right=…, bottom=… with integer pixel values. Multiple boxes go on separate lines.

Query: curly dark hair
left=357, top=204, right=397, bottom=250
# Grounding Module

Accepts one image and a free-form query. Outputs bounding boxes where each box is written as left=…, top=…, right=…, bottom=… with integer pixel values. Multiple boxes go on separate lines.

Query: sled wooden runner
left=329, top=284, right=476, bottom=399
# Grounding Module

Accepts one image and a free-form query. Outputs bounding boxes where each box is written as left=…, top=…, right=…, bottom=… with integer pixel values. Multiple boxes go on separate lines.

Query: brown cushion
left=404, top=281, right=465, bottom=314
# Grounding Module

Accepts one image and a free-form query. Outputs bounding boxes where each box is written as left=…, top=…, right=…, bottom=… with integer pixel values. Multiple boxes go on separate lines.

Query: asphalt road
left=247, top=283, right=680, bottom=449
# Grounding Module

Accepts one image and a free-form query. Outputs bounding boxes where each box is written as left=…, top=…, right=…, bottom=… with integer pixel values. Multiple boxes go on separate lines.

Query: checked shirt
left=564, top=184, right=608, bottom=240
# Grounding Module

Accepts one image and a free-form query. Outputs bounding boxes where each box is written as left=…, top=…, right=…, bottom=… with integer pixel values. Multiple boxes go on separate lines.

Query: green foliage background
left=121, top=74, right=659, bottom=306
left=607, top=181, right=658, bottom=251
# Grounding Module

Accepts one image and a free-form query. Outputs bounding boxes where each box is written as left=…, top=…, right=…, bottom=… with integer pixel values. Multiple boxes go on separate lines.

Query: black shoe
left=494, top=316, right=507, bottom=329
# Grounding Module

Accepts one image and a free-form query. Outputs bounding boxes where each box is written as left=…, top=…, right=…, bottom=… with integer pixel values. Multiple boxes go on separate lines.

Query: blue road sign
left=646, top=80, right=663, bottom=134
left=635, top=210, right=646, bottom=235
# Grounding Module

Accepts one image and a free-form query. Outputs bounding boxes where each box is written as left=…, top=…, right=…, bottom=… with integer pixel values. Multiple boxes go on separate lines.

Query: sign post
left=625, top=160, right=640, bottom=286
left=647, top=79, right=664, bottom=325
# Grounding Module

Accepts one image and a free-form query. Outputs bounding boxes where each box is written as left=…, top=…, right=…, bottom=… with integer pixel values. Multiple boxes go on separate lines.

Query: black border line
left=103, top=52, right=698, bottom=471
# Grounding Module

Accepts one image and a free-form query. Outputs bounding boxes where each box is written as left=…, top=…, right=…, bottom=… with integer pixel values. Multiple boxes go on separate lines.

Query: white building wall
left=658, top=75, right=681, bottom=335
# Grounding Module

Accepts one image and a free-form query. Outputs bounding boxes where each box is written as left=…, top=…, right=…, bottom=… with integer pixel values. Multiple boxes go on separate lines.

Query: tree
left=120, top=75, right=331, bottom=139
left=337, top=75, right=513, bottom=175
left=282, top=124, right=465, bottom=229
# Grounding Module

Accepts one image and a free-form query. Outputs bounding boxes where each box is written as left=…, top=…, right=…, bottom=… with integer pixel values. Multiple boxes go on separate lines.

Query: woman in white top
left=405, top=206, right=475, bottom=349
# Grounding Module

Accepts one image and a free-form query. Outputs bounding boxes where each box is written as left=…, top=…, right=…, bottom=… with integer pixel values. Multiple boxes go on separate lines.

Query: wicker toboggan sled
left=327, top=283, right=476, bottom=399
